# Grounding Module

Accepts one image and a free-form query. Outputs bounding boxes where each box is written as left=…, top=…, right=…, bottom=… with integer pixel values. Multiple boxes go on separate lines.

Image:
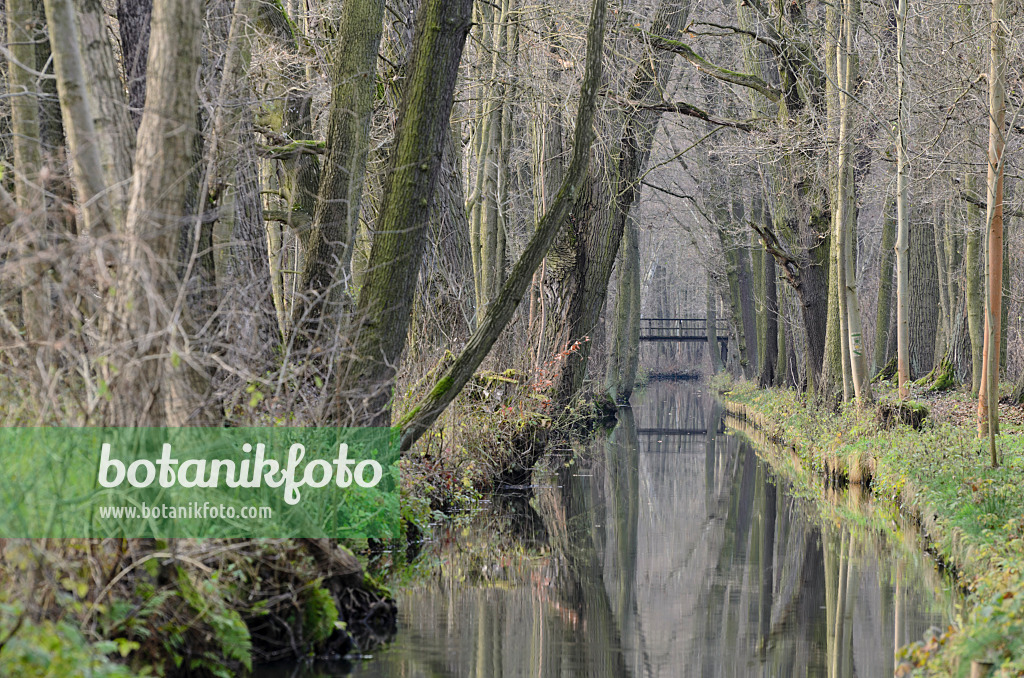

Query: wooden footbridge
left=639, top=317, right=731, bottom=363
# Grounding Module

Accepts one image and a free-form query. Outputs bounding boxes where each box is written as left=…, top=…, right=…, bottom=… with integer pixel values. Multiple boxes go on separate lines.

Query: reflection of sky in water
left=257, top=381, right=958, bottom=678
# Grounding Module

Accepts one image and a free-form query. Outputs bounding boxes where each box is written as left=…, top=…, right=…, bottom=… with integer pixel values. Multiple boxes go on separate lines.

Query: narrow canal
left=263, top=381, right=958, bottom=677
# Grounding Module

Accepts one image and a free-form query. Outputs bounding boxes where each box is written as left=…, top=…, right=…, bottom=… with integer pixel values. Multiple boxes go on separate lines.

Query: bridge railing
left=638, top=317, right=732, bottom=340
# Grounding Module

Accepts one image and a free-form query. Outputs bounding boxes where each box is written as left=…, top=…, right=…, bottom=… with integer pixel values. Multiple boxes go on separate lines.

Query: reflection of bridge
left=637, top=425, right=725, bottom=438
left=639, top=318, right=730, bottom=363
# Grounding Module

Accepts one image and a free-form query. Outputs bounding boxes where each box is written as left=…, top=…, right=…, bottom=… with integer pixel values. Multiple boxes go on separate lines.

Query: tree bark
left=108, top=0, right=211, bottom=425
left=117, top=0, right=152, bottom=128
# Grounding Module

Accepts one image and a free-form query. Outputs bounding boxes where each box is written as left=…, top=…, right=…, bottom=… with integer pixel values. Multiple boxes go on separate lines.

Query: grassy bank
left=715, top=374, right=1024, bottom=676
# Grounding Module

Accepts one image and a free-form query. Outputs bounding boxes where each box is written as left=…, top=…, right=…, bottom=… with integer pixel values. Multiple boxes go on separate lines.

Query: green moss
left=302, top=583, right=339, bottom=645
left=428, top=375, right=454, bottom=399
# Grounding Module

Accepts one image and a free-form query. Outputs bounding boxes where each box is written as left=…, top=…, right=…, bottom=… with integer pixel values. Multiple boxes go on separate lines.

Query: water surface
left=261, top=381, right=956, bottom=677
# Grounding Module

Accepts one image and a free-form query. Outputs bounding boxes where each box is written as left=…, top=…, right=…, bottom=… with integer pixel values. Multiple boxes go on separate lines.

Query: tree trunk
left=895, top=0, right=910, bottom=397
left=966, top=172, right=985, bottom=395
left=43, top=0, right=116, bottom=234
left=909, top=205, right=938, bottom=379
left=549, top=0, right=691, bottom=405
left=79, top=0, right=134, bottom=218
left=292, top=0, right=385, bottom=345
left=837, top=0, right=871, bottom=402
left=707, top=270, right=723, bottom=374
left=607, top=211, right=641, bottom=402
left=208, top=0, right=279, bottom=368
left=757, top=198, right=778, bottom=387
left=108, top=0, right=211, bottom=425
left=873, top=196, right=896, bottom=374
left=7, top=0, right=49, bottom=346
left=335, top=0, right=474, bottom=427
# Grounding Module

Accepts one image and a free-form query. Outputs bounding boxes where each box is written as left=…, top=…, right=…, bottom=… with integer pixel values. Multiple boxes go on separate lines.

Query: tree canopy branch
left=644, top=30, right=782, bottom=102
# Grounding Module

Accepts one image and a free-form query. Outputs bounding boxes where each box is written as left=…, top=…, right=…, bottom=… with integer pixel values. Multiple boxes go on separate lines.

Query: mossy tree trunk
left=966, top=171, right=985, bottom=395
left=291, top=0, right=385, bottom=346
left=607, top=211, right=641, bottom=403
left=335, top=0, right=474, bottom=427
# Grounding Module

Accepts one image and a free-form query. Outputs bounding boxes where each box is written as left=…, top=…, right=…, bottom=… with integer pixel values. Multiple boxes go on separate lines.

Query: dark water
left=260, top=382, right=957, bottom=677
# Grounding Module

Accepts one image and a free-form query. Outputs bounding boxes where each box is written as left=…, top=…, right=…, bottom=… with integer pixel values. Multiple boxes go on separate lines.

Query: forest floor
left=716, top=375, right=1024, bottom=677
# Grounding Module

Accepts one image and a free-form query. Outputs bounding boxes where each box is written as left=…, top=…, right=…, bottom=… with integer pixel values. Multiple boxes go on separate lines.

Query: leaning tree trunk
left=334, top=0, right=474, bottom=427
left=549, top=0, right=691, bottom=405
left=397, top=0, right=608, bottom=450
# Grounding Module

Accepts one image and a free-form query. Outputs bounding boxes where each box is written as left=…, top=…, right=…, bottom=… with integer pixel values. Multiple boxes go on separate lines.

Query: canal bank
left=716, top=375, right=1024, bottom=676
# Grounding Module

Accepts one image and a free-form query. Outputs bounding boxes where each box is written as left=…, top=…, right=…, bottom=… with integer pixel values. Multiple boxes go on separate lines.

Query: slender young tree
left=894, top=0, right=910, bottom=399
left=977, top=0, right=1006, bottom=464
left=837, top=0, right=872, bottom=403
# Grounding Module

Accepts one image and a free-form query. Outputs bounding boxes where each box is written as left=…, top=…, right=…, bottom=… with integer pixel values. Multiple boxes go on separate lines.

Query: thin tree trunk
left=966, top=171, right=985, bottom=395
left=837, top=0, right=871, bottom=402
left=895, top=0, right=910, bottom=398
left=874, top=196, right=896, bottom=374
